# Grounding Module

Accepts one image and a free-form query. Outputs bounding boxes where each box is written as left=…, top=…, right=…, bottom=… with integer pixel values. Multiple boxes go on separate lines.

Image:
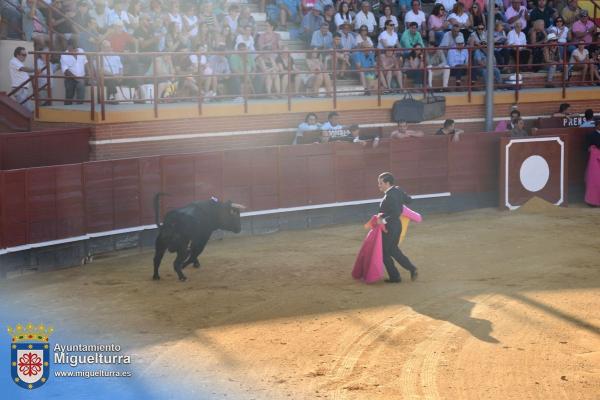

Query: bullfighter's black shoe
left=410, top=269, right=418, bottom=282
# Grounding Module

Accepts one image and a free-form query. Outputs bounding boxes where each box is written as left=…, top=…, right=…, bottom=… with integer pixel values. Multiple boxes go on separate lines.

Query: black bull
left=153, top=194, right=244, bottom=281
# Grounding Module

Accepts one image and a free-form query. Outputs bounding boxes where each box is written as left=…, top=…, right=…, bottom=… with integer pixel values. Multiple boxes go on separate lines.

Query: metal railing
left=28, top=41, right=600, bottom=121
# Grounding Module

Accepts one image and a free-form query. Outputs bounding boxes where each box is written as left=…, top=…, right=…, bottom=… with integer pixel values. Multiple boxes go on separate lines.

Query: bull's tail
left=154, top=192, right=169, bottom=227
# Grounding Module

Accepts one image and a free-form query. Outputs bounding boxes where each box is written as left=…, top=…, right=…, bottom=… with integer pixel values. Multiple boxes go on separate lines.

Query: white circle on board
left=519, top=155, right=550, bottom=192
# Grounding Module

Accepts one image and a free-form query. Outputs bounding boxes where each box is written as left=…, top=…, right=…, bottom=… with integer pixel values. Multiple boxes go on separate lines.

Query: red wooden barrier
left=0, top=131, right=588, bottom=251
left=0, top=128, right=90, bottom=170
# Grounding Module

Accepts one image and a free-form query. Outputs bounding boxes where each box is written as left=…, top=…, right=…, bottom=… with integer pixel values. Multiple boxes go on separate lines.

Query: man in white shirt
left=100, top=40, right=123, bottom=101
left=9, top=47, right=34, bottom=110
left=88, top=0, right=118, bottom=33
left=354, top=1, right=377, bottom=39
left=60, top=40, right=89, bottom=105
left=404, top=0, right=427, bottom=36
left=507, top=22, right=530, bottom=66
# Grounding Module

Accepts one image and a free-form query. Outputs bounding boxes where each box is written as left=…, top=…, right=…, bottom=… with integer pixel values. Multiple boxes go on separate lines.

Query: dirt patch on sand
left=1, top=205, right=599, bottom=399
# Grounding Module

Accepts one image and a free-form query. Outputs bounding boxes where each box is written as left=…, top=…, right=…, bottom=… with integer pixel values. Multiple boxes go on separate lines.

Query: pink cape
left=585, top=146, right=600, bottom=206
left=352, top=216, right=385, bottom=284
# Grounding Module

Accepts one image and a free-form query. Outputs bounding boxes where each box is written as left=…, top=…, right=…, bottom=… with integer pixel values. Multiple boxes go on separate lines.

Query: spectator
left=228, top=42, right=255, bottom=100
left=391, top=119, right=424, bottom=138
left=428, top=3, right=449, bottom=46
left=277, top=0, right=300, bottom=29
left=199, top=2, right=220, bottom=35
left=495, top=108, right=521, bottom=131
left=355, top=24, right=374, bottom=47
left=400, top=22, right=424, bottom=56
left=591, top=51, right=600, bottom=84
left=404, top=0, right=426, bottom=36
left=323, top=4, right=336, bottom=33
left=311, top=22, right=333, bottom=50
left=379, top=48, right=403, bottom=91
left=106, top=20, right=137, bottom=53
left=22, top=0, right=48, bottom=48
left=321, top=113, right=370, bottom=145
left=126, top=0, right=142, bottom=32
left=571, top=10, right=595, bottom=51
left=448, top=34, right=468, bottom=87
left=435, top=0, right=457, bottom=14
left=304, top=50, right=333, bottom=95
left=315, top=0, right=334, bottom=14
left=511, top=117, right=529, bottom=136
left=9, top=47, right=34, bottom=110
left=493, top=21, right=510, bottom=69
left=547, top=16, right=569, bottom=46
left=505, top=0, right=529, bottom=30
left=469, top=24, right=488, bottom=46
left=473, top=41, right=502, bottom=85
left=60, top=39, right=89, bottom=105
left=89, top=0, right=118, bottom=33
left=529, top=19, right=547, bottom=70
left=223, top=4, right=239, bottom=33
left=447, top=2, right=472, bottom=42
left=580, top=108, right=596, bottom=127
left=529, top=0, right=556, bottom=29
left=114, top=0, right=132, bottom=31
left=404, top=44, right=425, bottom=87
left=470, top=3, right=486, bottom=31
left=378, top=5, right=398, bottom=31
left=560, top=0, right=580, bottom=27
left=275, top=46, right=296, bottom=93
left=340, top=21, right=357, bottom=50
left=100, top=40, right=123, bottom=102
left=295, top=112, right=322, bottom=144
left=207, top=46, right=232, bottom=97
left=236, top=25, right=256, bottom=52
left=302, top=7, right=324, bottom=44
left=440, top=23, right=462, bottom=49
left=427, top=45, right=450, bottom=90
left=507, top=22, right=531, bottom=68
left=145, top=54, right=178, bottom=99
left=1, top=0, right=23, bottom=39
left=182, top=4, right=199, bottom=41
left=436, top=119, right=464, bottom=141
left=352, top=40, right=378, bottom=93
left=258, top=21, right=281, bottom=52
left=378, top=20, right=398, bottom=49
left=569, top=41, right=590, bottom=83
left=552, top=102, right=572, bottom=117
left=328, top=33, right=351, bottom=78
left=542, top=33, right=564, bottom=87
left=237, top=6, right=257, bottom=36
left=190, top=44, right=215, bottom=97
left=256, top=52, right=281, bottom=96
left=335, top=2, right=354, bottom=30
left=354, top=1, right=376, bottom=38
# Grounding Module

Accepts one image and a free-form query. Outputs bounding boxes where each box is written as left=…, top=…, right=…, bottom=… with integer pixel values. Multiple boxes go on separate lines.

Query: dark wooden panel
left=1, top=170, right=28, bottom=246
left=27, top=168, right=57, bottom=243
left=194, top=152, right=224, bottom=201
left=334, top=142, right=367, bottom=202
left=113, top=159, right=141, bottom=229
left=161, top=155, right=196, bottom=212
left=250, top=147, right=279, bottom=210
left=222, top=149, right=253, bottom=209
left=278, top=146, right=310, bottom=208
left=55, top=165, right=85, bottom=238
left=83, top=161, right=114, bottom=233
left=308, top=143, right=336, bottom=205
left=139, top=157, right=161, bottom=225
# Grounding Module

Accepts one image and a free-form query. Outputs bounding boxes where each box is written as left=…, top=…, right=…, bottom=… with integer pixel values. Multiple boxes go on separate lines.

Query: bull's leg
left=173, top=245, right=188, bottom=282
left=182, top=236, right=209, bottom=270
left=153, top=235, right=167, bottom=280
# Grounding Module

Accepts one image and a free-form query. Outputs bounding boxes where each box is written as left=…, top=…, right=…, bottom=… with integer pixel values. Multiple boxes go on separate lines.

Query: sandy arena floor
left=1, top=200, right=599, bottom=399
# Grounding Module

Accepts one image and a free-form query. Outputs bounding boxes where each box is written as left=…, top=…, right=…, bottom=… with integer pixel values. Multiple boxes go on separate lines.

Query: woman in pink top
left=428, top=3, right=448, bottom=46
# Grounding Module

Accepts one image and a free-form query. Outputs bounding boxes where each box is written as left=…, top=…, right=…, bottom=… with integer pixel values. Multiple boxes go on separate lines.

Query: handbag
left=392, top=92, right=446, bottom=123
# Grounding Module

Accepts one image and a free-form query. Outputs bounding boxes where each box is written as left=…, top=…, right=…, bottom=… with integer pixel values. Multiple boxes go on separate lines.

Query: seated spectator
left=315, top=0, right=335, bottom=14
left=436, top=119, right=464, bottom=141
left=295, top=112, right=322, bottom=144
left=229, top=42, right=256, bottom=99
left=404, top=44, right=425, bottom=87
left=561, top=0, right=581, bottom=27
left=448, top=35, right=468, bottom=86
left=236, top=25, right=256, bottom=52
left=404, top=0, right=427, bottom=37
left=340, top=22, right=357, bottom=50
left=353, top=1, right=376, bottom=40
left=378, top=20, right=398, bottom=49
left=428, top=4, right=449, bottom=46
left=311, top=22, right=333, bottom=50
left=278, top=0, right=300, bottom=29
left=303, top=50, right=333, bottom=95
left=379, top=5, right=398, bottom=32
left=552, top=102, right=571, bottom=117
left=302, top=6, right=324, bottom=44
left=106, top=20, right=137, bottom=53
left=89, top=0, right=118, bottom=34
left=355, top=24, right=374, bottom=48
left=547, top=16, right=569, bottom=45
left=473, top=41, right=502, bottom=85
left=145, top=54, right=178, bottom=99
left=258, top=21, right=281, bottom=53
left=447, top=2, right=472, bottom=42
left=199, top=2, right=220, bottom=36
left=504, top=0, right=528, bottom=31
left=469, top=2, right=486, bottom=31
left=275, top=46, right=296, bottom=94
left=22, top=0, right=48, bottom=48
left=569, top=41, right=590, bottom=83
left=400, top=22, right=425, bottom=57
left=510, top=117, right=529, bottom=137
left=529, top=19, right=547, bottom=71
left=100, top=40, right=123, bottom=102
left=469, top=24, right=488, bottom=47
left=495, top=108, right=521, bottom=131
left=183, top=3, right=200, bottom=41
left=529, top=0, right=555, bottom=30
left=580, top=109, right=596, bottom=128
left=328, top=33, right=352, bottom=78
left=335, top=2, right=354, bottom=30
left=321, top=112, right=371, bottom=145
left=237, top=6, right=257, bottom=36
left=591, top=50, right=600, bottom=84
left=570, top=10, right=595, bottom=53
left=379, top=48, right=403, bottom=91
left=61, top=39, right=90, bottom=106
left=1, top=0, right=23, bottom=39
left=440, top=24, right=462, bottom=49
left=190, top=44, right=215, bottom=97
left=493, top=21, right=510, bottom=69
left=256, top=52, right=281, bottom=96
left=542, top=33, right=563, bottom=87
left=207, top=46, right=232, bottom=97
left=391, top=119, right=424, bottom=138
left=9, top=46, right=34, bottom=110
left=323, top=4, right=336, bottom=33
left=427, top=45, right=450, bottom=90
left=507, top=22, right=530, bottom=69
left=352, top=40, right=378, bottom=94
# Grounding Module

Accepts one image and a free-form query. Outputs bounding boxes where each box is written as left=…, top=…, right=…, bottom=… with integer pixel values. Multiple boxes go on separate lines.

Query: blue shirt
left=448, top=48, right=469, bottom=67
left=311, top=31, right=333, bottom=49
left=352, top=51, right=375, bottom=69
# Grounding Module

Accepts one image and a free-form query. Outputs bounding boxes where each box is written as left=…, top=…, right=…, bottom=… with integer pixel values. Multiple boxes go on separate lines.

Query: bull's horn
left=231, top=203, right=247, bottom=210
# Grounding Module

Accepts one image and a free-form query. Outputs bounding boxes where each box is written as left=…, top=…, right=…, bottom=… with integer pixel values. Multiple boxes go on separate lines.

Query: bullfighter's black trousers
left=382, top=221, right=416, bottom=281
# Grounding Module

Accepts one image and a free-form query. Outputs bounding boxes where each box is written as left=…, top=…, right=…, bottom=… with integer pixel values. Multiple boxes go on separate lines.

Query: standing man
left=377, top=172, right=418, bottom=283
left=60, top=39, right=89, bottom=105
left=9, top=47, right=34, bottom=110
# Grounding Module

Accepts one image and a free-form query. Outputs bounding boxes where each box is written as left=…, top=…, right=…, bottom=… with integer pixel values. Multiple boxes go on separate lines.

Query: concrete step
left=318, top=85, right=366, bottom=96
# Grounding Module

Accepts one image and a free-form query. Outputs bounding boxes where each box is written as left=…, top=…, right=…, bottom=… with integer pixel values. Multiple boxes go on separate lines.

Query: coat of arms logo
left=8, top=323, right=53, bottom=390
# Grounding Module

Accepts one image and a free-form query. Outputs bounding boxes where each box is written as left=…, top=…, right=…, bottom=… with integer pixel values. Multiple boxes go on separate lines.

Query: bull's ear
left=231, top=203, right=247, bottom=210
